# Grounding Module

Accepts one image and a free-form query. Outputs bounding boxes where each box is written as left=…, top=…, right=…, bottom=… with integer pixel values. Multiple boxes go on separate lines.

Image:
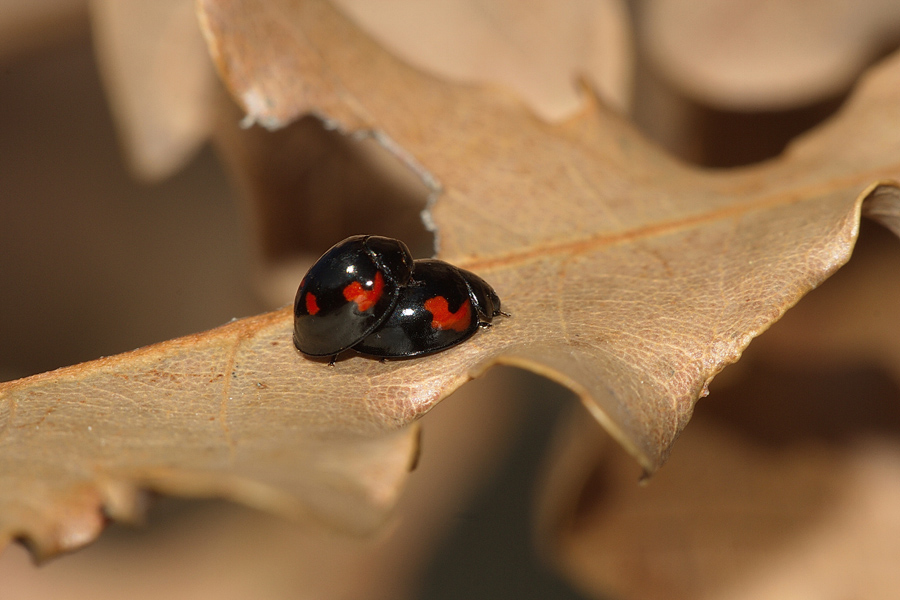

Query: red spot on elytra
left=343, top=271, right=384, bottom=312
left=424, top=296, right=471, bottom=332
left=305, top=292, right=320, bottom=315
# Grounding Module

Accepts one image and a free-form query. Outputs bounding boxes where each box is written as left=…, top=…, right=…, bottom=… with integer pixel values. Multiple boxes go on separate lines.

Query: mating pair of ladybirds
left=293, top=235, right=506, bottom=361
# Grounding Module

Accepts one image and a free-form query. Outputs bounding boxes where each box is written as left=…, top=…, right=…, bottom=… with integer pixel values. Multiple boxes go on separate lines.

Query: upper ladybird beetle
left=352, top=258, right=504, bottom=358
left=293, top=235, right=413, bottom=356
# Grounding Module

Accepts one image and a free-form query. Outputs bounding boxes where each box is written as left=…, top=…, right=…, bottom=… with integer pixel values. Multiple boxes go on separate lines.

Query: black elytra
left=293, top=235, right=414, bottom=356
left=352, top=259, right=504, bottom=358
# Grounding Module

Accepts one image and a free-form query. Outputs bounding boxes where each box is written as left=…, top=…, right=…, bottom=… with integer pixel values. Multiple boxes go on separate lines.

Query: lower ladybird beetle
left=351, top=258, right=505, bottom=358
left=293, top=235, right=413, bottom=356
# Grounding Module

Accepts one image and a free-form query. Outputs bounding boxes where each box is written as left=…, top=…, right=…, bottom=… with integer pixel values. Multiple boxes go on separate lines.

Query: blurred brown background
left=3, top=1, right=900, bottom=599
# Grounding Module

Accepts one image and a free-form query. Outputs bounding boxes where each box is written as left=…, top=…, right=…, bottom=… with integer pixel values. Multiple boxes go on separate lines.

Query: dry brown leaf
left=0, top=369, right=525, bottom=599
left=3, top=0, right=900, bottom=561
left=638, top=0, right=900, bottom=110
left=197, top=0, right=900, bottom=464
left=86, top=0, right=633, bottom=185
left=539, top=229, right=900, bottom=598
left=0, top=312, right=419, bottom=560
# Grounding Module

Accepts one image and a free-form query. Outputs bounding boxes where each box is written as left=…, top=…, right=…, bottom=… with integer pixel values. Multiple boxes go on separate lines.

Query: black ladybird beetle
left=293, top=235, right=414, bottom=356
left=352, top=259, right=504, bottom=358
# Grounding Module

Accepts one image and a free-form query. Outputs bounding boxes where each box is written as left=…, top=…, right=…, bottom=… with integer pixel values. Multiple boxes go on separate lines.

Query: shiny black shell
left=293, top=235, right=413, bottom=356
left=352, top=259, right=503, bottom=358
